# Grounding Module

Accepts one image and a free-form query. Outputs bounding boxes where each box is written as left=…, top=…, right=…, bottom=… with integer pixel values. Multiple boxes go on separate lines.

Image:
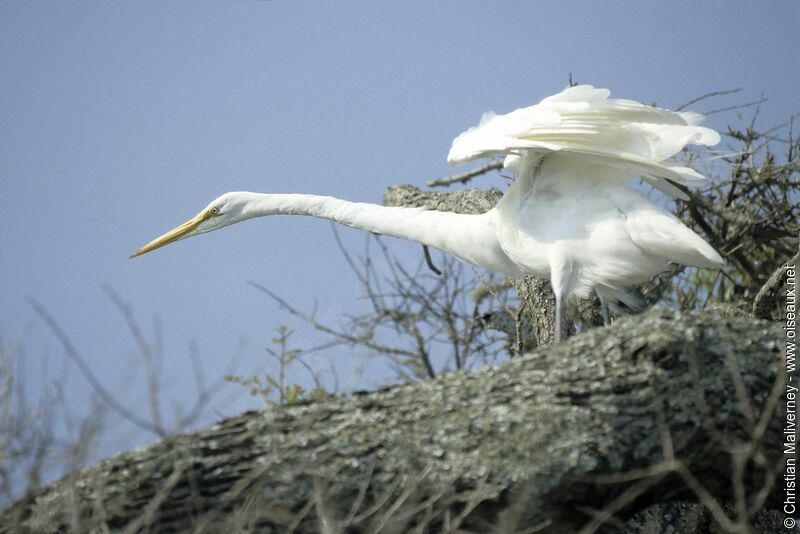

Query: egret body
left=132, top=85, right=723, bottom=341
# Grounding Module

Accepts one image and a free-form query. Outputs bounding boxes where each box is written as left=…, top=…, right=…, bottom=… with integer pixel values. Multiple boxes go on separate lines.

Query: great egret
left=132, top=85, right=723, bottom=342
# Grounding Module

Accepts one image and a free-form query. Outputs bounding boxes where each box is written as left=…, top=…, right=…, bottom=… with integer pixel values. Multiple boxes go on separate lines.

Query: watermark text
left=785, top=263, right=796, bottom=529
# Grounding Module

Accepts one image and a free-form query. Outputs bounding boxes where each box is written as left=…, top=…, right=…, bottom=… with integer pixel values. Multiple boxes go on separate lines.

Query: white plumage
left=445, top=85, right=723, bottom=337
left=132, top=85, right=724, bottom=342
left=448, top=85, right=720, bottom=199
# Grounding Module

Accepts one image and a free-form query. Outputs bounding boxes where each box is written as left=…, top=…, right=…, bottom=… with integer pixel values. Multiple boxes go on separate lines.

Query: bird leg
left=554, top=294, right=563, bottom=343
left=600, top=298, right=610, bottom=327
left=550, top=259, right=573, bottom=344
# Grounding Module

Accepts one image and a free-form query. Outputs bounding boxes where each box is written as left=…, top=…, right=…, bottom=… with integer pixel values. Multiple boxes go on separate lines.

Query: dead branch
left=426, top=161, right=504, bottom=188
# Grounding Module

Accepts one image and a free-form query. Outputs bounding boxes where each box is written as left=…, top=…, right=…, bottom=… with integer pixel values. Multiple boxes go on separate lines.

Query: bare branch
left=28, top=299, right=164, bottom=436
left=675, top=88, right=742, bottom=111
left=426, top=161, right=503, bottom=188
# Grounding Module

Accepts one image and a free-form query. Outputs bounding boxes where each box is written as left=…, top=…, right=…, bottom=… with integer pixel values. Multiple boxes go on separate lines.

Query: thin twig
left=676, top=88, right=742, bottom=111
left=28, top=299, right=164, bottom=436
left=701, top=97, right=768, bottom=117
left=422, top=245, right=442, bottom=275
left=426, top=161, right=503, bottom=188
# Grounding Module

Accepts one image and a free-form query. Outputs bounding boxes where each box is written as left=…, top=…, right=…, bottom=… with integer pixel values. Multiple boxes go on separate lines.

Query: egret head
left=130, top=192, right=253, bottom=258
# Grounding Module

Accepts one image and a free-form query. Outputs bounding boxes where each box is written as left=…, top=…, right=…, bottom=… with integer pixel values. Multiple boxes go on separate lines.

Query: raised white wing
left=447, top=85, right=720, bottom=199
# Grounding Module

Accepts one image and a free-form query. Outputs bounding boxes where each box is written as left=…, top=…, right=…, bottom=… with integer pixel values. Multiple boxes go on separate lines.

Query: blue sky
left=1, top=1, right=798, bottom=464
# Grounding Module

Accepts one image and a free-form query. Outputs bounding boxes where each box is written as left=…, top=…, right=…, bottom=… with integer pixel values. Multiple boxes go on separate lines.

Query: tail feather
left=630, top=210, right=725, bottom=269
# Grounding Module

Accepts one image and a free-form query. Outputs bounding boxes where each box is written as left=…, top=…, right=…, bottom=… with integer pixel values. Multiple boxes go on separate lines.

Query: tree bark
left=1, top=306, right=786, bottom=533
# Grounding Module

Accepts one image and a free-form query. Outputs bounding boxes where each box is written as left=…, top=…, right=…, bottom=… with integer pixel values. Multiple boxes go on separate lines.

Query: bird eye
left=210, top=207, right=219, bottom=215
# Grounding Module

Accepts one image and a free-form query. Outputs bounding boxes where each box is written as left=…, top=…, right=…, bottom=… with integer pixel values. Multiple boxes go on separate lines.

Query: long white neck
left=240, top=193, right=521, bottom=276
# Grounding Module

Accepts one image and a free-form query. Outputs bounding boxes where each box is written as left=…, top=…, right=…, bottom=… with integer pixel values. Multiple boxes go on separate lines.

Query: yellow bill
left=130, top=208, right=212, bottom=258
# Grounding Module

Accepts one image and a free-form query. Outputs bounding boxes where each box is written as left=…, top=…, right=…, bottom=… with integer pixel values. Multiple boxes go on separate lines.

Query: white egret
left=132, top=85, right=724, bottom=342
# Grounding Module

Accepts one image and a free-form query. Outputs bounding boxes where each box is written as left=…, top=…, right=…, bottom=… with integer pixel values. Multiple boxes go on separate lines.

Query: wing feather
left=447, top=85, right=720, bottom=197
